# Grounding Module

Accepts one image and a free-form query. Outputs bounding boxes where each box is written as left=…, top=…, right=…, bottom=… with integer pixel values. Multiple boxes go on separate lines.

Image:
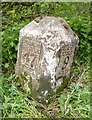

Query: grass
left=1, top=62, right=91, bottom=119
left=1, top=2, right=91, bottom=119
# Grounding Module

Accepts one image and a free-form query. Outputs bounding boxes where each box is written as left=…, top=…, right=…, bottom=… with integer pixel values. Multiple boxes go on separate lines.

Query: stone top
left=20, top=16, right=76, bottom=43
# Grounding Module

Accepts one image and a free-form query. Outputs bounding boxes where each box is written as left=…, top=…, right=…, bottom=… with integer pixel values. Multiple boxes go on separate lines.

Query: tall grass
left=1, top=62, right=91, bottom=118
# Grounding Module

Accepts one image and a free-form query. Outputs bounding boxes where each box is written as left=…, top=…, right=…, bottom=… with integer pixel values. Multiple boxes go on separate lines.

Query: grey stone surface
left=15, top=16, right=79, bottom=104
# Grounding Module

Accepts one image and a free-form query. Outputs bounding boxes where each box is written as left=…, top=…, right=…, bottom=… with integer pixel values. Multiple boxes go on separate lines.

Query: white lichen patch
left=46, top=100, right=49, bottom=103
left=43, top=90, right=48, bottom=96
left=41, top=43, right=59, bottom=89
left=56, top=78, right=63, bottom=89
left=61, top=32, right=72, bottom=43
left=24, top=79, right=30, bottom=92
left=24, top=75, right=31, bottom=92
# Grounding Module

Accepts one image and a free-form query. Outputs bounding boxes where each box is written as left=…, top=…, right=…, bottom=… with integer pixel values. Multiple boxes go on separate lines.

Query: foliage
left=1, top=63, right=91, bottom=118
left=1, top=74, right=46, bottom=118
left=2, top=2, right=91, bottom=72
left=1, top=2, right=91, bottom=119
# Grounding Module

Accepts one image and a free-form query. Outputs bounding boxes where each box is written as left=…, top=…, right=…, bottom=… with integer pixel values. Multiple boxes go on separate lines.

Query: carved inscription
left=16, top=16, right=79, bottom=104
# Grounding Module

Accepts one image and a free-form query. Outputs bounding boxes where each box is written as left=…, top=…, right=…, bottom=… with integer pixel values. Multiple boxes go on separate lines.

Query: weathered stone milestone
left=16, top=16, right=79, bottom=104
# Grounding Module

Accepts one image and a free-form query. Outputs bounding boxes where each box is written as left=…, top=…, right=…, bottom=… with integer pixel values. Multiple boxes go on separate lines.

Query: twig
left=19, top=2, right=35, bottom=7
left=20, top=5, right=50, bottom=20
left=27, top=95, right=47, bottom=110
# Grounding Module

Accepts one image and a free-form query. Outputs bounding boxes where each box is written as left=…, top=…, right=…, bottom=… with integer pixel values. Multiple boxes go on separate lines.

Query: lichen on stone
left=15, top=16, right=79, bottom=104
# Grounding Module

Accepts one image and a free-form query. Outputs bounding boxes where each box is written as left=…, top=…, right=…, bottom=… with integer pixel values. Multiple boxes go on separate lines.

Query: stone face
left=15, top=16, right=79, bottom=104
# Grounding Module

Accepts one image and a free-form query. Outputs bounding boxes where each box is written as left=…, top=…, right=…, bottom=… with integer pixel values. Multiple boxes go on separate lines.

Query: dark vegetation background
left=1, top=2, right=92, bottom=119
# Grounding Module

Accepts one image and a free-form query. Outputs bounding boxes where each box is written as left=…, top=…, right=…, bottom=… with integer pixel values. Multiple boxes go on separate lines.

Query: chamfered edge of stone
left=19, top=16, right=79, bottom=44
